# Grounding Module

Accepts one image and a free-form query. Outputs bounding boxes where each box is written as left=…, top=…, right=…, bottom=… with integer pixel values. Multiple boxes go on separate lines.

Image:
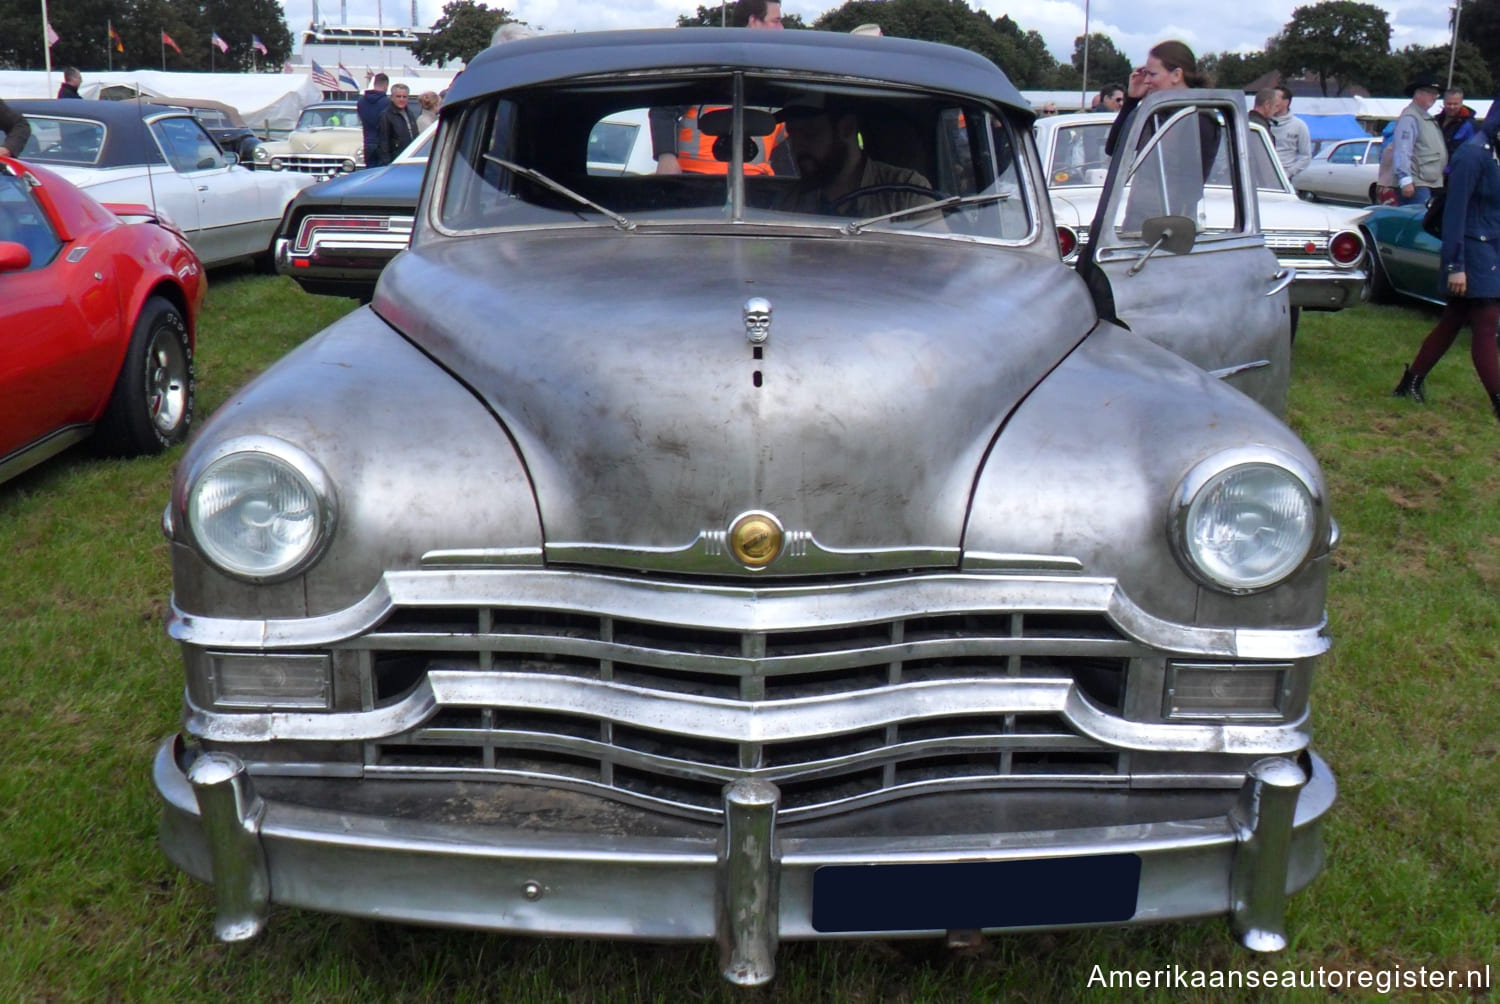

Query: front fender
left=965, top=323, right=1329, bottom=629
left=170, top=307, right=542, bottom=618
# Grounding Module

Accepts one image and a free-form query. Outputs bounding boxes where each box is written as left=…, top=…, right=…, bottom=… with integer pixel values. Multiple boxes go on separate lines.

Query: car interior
left=440, top=76, right=1032, bottom=241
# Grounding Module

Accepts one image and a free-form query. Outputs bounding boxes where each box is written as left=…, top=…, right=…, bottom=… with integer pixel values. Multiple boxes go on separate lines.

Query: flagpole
left=161, top=30, right=166, bottom=71
left=211, top=40, right=215, bottom=72
left=107, top=20, right=113, bottom=71
left=41, top=0, right=54, bottom=96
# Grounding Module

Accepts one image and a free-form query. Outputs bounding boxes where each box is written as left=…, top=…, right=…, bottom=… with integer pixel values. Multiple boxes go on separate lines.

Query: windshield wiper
left=482, top=153, right=635, bottom=231
left=843, top=191, right=1012, bottom=235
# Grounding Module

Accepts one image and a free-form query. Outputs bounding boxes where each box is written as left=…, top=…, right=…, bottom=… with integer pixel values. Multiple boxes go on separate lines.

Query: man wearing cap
left=773, top=94, right=934, bottom=219
left=1392, top=76, right=1447, bottom=206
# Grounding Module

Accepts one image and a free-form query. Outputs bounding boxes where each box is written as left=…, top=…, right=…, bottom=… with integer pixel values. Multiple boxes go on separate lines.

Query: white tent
left=0, top=70, right=323, bottom=136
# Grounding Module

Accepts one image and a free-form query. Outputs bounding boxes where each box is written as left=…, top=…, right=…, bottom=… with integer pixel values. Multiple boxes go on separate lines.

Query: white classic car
left=1294, top=136, right=1383, bottom=206
left=1038, top=111, right=1368, bottom=323
left=253, top=101, right=364, bottom=177
left=10, top=99, right=314, bottom=269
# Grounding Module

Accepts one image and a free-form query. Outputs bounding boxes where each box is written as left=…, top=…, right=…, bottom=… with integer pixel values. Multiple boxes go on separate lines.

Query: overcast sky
left=286, top=0, right=1456, bottom=64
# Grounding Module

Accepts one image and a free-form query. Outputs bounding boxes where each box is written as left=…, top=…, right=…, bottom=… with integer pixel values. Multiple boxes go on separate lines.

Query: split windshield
left=438, top=73, right=1033, bottom=240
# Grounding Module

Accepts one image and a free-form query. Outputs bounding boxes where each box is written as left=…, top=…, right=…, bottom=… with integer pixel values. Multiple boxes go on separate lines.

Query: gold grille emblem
left=729, top=511, right=783, bottom=568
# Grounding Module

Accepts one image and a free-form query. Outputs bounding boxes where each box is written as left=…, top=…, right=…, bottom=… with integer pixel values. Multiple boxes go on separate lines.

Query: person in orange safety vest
left=650, top=0, right=786, bottom=175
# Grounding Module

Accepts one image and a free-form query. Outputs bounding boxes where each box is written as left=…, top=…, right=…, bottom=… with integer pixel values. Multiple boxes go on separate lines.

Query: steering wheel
left=828, top=183, right=945, bottom=210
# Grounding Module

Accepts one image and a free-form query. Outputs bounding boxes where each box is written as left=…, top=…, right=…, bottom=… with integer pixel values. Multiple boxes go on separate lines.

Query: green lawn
left=1, top=275, right=1496, bottom=1002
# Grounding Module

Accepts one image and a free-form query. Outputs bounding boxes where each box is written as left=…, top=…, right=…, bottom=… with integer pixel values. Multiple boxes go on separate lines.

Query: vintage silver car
left=153, top=30, right=1336, bottom=986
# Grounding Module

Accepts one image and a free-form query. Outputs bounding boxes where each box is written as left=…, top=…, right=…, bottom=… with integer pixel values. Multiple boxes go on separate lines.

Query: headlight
left=253, top=146, right=269, bottom=163
left=270, top=156, right=284, bottom=171
left=1171, top=452, right=1320, bottom=593
left=185, top=440, right=335, bottom=581
left=341, top=158, right=356, bottom=173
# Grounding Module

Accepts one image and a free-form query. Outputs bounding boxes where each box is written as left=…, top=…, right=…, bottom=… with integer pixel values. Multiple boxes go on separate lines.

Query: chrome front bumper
left=154, top=736, right=1335, bottom=986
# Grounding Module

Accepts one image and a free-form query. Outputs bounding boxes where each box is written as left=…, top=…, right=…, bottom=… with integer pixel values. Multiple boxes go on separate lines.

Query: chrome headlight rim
left=1169, top=447, right=1324, bottom=595
left=181, top=435, right=337, bottom=584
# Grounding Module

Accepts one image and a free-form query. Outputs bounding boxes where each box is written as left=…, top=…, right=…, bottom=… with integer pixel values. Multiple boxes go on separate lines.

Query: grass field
left=1, top=271, right=1496, bottom=1002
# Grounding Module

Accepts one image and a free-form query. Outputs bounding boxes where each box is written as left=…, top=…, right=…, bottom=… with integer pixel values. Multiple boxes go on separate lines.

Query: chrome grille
left=353, top=606, right=1140, bottom=820
left=277, top=153, right=355, bottom=174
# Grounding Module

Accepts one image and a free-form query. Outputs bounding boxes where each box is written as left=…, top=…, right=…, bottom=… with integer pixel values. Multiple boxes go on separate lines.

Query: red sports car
left=1, top=155, right=204, bottom=485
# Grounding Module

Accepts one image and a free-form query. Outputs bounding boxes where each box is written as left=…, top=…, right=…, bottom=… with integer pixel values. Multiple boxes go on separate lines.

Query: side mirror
left=224, top=151, right=239, bottom=166
left=0, top=241, right=33, bottom=273
left=1127, top=215, right=1198, bottom=276
left=1141, top=215, right=1197, bottom=255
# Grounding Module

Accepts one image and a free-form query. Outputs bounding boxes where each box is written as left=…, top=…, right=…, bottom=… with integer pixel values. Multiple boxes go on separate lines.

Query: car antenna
left=136, top=82, right=161, bottom=220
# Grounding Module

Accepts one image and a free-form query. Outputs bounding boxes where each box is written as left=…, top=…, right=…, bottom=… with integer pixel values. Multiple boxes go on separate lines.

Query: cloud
left=283, top=0, right=1455, bottom=65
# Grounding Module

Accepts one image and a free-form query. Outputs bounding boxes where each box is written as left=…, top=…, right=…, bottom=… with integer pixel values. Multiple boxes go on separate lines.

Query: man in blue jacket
left=358, top=73, right=390, bottom=168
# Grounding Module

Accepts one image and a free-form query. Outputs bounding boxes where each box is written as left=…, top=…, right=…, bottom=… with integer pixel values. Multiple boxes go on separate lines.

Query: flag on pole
left=211, top=32, right=229, bottom=53
left=310, top=60, right=339, bottom=91
left=252, top=35, right=268, bottom=55
left=337, top=63, right=360, bottom=90
left=161, top=31, right=182, bottom=55
left=109, top=22, right=124, bottom=52
left=46, top=23, right=59, bottom=47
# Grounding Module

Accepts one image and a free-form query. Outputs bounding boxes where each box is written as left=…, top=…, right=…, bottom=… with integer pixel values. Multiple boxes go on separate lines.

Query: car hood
left=268, top=129, right=361, bottom=154
left=298, top=161, right=424, bottom=207
left=375, top=230, right=1096, bottom=567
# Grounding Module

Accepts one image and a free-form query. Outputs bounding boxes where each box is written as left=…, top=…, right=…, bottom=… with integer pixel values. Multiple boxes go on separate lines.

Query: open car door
left=1077, top=90, right=1294, bottom=416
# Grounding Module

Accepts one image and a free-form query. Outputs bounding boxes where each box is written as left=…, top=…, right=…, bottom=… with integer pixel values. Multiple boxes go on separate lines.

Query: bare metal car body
left=153, top=30, right=1335, bottom=986
left=1040, top=112, right=1368, bottom=317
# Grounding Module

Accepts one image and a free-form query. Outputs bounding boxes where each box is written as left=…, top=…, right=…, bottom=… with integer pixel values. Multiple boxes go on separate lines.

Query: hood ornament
left=743, top=297, right=771, bottom=344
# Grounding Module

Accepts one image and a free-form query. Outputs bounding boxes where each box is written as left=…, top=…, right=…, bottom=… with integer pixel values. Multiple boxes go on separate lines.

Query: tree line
left=0, top=0, right=295, bottom=73
left=3, top=0, right=1497, bottom=100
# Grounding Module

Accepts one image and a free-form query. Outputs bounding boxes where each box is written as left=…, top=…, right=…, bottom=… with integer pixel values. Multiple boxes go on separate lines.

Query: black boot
left=1491, top=392, right=1500, bottom=422
left=1393, top=365, right=1427, bottom=403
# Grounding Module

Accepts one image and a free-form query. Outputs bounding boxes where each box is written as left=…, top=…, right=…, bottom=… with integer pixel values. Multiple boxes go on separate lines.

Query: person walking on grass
left=1394, top=93, right=1500, bottom=421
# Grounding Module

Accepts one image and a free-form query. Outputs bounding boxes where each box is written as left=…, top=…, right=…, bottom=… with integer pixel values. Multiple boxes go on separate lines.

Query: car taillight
left=1056, top=225, right=1078, bottom=260
left=293, top=215, right=389, bottom=253
left=1330, top=230, right=1364, bottom=265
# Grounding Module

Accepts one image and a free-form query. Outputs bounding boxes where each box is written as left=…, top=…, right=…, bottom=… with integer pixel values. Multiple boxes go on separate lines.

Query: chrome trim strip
left=185, top=671, right=1311, bottom=754
left=364, top=632, right=1143, bottom=674
left=961, top=551, right=1084, bottom=572
left=1209, top=360, right=1271, bottom=379
left=421, top=547, right=545, bottom=567
left=169, top=570, right=1331, bottom=660
left=546, top=535, right=960, bottom=576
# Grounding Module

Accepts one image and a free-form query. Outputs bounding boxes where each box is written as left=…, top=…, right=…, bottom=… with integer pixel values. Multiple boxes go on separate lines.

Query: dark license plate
left=810, top=854, right=1141, bottom=933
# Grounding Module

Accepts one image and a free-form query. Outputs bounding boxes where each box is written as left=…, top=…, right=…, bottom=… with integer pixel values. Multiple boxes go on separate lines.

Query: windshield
left=438, top=74, right=1032, bottom=241
left=1045, top=122, right=1112, bottom=187
left=298, top=107, right=356, bottom=130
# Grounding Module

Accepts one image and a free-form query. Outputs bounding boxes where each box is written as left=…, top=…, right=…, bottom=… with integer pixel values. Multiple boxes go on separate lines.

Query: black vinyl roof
left=448, top=29, right=1027, bottom=113
left=7, top=98, right=189, bottom=166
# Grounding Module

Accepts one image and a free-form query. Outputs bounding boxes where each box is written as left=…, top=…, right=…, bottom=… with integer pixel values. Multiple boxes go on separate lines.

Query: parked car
left=1039, top=111, right=1368, bottom=322
left=279, top=107, right=658, bottom=301
left=0, top=156, right=202, bottom=485
left=152, top=30, right=1336, bottom=987
left=1360, top=202, right=1442, bottom=305
left=9, top=99, right=313, bottom=269
left=252, top=101, right=363, bottom=176
left=273, top=122, right=435, bottom=300
left=1294, top=136, right=1383, bottom=206
left=160, top=96, right=265, bottom=165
